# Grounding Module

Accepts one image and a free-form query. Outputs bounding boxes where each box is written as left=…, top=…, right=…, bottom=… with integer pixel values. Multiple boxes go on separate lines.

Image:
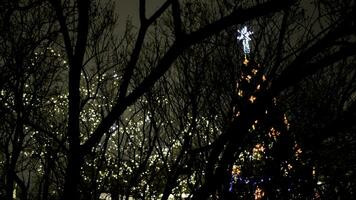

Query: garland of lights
left=229, top=175, right=273, bottom=192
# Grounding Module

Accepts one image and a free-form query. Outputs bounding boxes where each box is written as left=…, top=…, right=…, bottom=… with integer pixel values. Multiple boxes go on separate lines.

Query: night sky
left=117, top=0, right=165, bottom=27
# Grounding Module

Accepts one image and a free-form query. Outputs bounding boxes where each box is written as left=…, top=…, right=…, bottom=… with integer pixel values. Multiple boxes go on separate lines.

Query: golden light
left=249, top=95, right=256, bottom=103
left=238, top=90, right=244, bottom=97
left=254, top=186, right=265, bottom=200
left=256, top=84, right=261, bottom=90
left=262, top=75, right=267, bottom=81
left=287, top=163, right=293, bottom=170
left=243, top=56, right=249, bottom=65
left=252, top=69, right=258, bottom=75
left=235, top=111, right=240, bottom=117
left=252, top=143, right=265, bottom=160
left=282, top=162, right=293, bottom=176
left=283, top=114, right=290, bottom=130
left=312, top=166, right=316, bottom=177
left=251, top=120, right=258, bottom=130
left=294, top=144, right=302, bottom=160
left=232, top=165, right=241, bottom=176
left=245, top=75, right=252, bottom=82
left=268, top=127, right=280, bottom=139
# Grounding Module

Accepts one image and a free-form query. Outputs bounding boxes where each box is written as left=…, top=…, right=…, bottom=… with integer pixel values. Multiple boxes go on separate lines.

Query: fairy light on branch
left=252, top=143, right=265, bottom=160
left=254, top=186, right=265, bottom=200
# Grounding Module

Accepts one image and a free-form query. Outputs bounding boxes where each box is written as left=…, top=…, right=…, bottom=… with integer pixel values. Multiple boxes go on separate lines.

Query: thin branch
left=116, top=0, right=172, bottom=107
left=147, top=0, right=171, bottom=25
left=49, top=0, right=74, bottom=62
left=268, top=9, right=289, bottom=77
left=271, top=21, right=356, bottom=95
left=172, top=0, right=183, bottom=40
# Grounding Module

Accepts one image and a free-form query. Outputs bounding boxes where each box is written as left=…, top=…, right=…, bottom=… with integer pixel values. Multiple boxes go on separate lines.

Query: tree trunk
left=61, top=57, right=83, bottom=199
left=14, top=174, right=28, bottom=200
left=5, top=65, right=25, bottom=200
left=62, top=149, right=83, bottom=200
left=42, top=145, right=55, bottom=200
left=5, top=169, right=15, bottom=200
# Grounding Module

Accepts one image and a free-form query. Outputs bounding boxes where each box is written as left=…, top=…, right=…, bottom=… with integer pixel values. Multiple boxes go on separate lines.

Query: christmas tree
left=228, top=26, right=318, bottom=199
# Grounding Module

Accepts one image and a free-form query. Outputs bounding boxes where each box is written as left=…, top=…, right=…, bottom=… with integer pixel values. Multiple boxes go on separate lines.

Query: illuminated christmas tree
left=228, top=26, right=317, bottom=199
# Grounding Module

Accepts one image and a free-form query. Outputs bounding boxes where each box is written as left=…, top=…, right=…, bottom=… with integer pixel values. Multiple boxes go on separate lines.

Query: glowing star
left=237, top=26, right=253, bottom=55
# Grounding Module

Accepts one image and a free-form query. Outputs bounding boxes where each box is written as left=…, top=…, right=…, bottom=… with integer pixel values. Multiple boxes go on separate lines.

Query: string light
left=249, top=95, right=256, bottom=103
left=238, top=90, right=244, bottom=97
left=245, top=75, right=252, bottom=82
left=252, top=143, right=265, bottom=160
left=312, top=166, right=316, bottom=177
left=268, top=127, right=280, bottom=139
left=229, top=174, right=273, bottom=192
left=256, top=84, right=261, bottom=90
left=254, top=186, right=265, bottom=200
left=252, top=69, right=258, bottom=75
left=232, top=165, right=241, bottom=176
left=236, top=111, right=241, bottom=117
left=294, top=144, right=302, bottom=160
left=243, top=56, right=249, bottom=65
left=262, top=75, right=267, bottom=81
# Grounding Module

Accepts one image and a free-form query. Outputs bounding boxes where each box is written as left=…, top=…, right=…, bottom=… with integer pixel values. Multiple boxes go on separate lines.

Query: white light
left=99, top=193, right=111, bottom=200
left=237, top=26, right=253, bottom=54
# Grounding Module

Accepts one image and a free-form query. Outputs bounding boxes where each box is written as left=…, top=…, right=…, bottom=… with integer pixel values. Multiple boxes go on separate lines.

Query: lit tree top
left=237, top=26, right=253, bottom=55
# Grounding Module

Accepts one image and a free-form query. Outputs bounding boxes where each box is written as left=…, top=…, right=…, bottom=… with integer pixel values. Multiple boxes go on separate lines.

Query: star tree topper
left=237, top=26, right=253, bottom=64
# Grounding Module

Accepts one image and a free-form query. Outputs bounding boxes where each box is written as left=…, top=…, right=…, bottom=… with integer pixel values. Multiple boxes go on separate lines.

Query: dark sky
left=116, top=0, right=165, bottom=27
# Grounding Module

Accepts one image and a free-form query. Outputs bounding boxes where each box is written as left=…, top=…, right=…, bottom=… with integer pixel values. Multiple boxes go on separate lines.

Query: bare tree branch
left=172, top=0, right=183, bottom=40
left=82, top=0, right=294, bottom=158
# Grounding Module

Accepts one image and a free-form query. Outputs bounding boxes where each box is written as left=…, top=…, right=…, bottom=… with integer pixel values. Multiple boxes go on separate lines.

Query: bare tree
left=0, top=1, right=63, bottom=199
left=46, top=0, right=296, bottom=199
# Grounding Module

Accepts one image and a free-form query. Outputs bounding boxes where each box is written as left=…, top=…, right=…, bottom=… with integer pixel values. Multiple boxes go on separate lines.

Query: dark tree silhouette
left=48, top=0, right=295, bottom=199
left=0, top=0, right=355, bottom=199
